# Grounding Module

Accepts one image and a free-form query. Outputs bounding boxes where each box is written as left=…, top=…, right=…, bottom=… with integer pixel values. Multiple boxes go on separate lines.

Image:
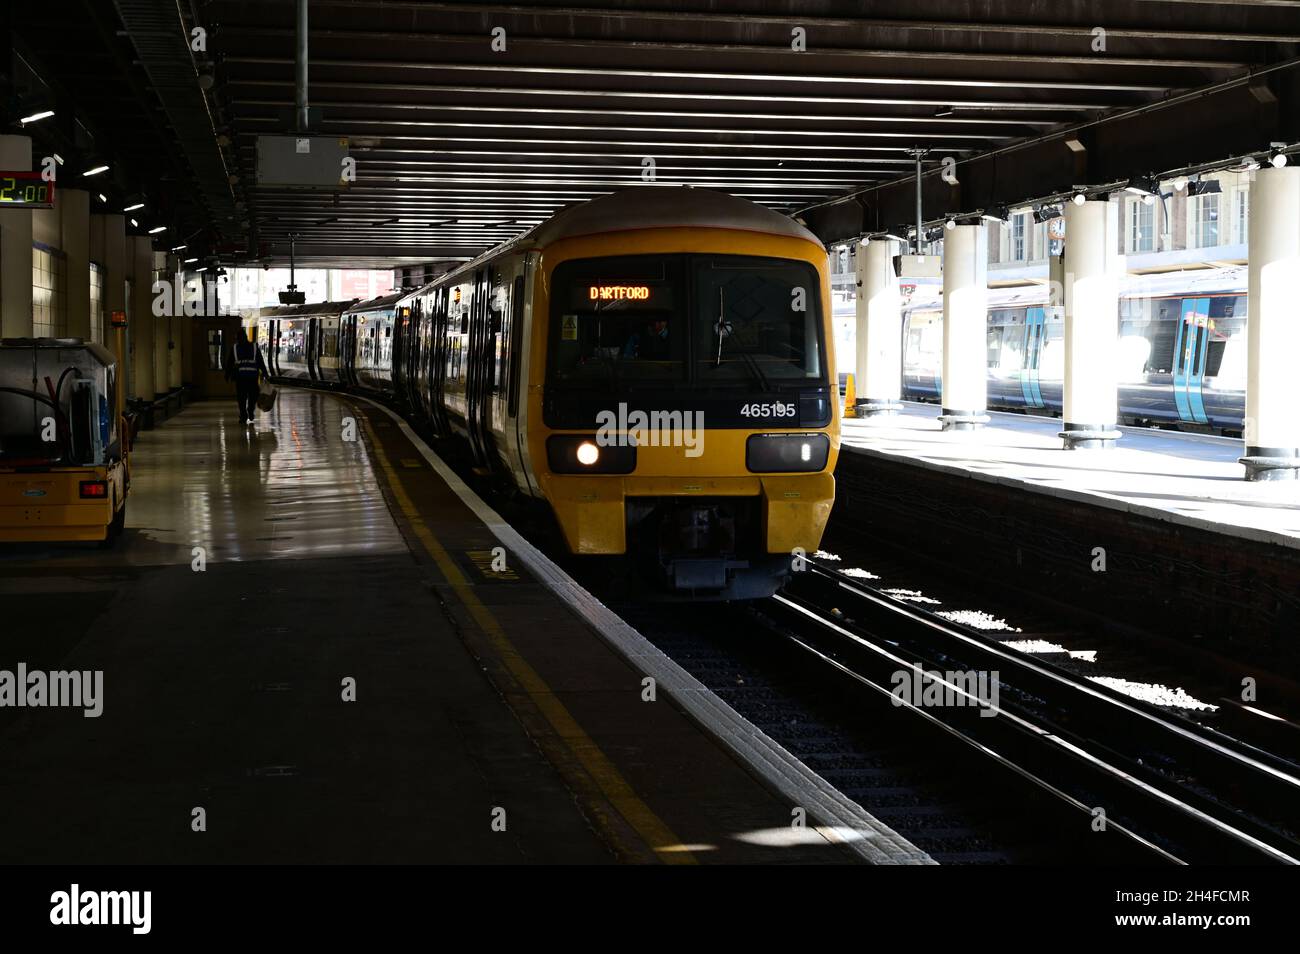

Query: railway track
left=486, top=469, right=1300, bottom=864
left=772, top=557, right=1300, bottom=865
left=613, top=597, right=1114, bottom=864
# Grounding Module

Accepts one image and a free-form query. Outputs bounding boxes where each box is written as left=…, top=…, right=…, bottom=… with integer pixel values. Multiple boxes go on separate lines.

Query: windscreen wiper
left=714, top=288, right=732, bottom=366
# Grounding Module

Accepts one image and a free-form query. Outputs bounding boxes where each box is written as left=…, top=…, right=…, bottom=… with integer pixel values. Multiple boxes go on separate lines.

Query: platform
left=834, top=403, right=1300, bottom=671
left=841, top=403, right=1300, bottom=548
left=0, top=389, right=926, bottom=865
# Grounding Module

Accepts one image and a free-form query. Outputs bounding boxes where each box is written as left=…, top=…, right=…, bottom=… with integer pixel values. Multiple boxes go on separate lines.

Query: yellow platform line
left=357, top=412, right=695, bottom=864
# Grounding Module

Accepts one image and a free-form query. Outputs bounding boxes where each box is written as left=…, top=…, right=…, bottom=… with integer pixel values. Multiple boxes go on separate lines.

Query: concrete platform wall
left=834, top=452, right=1300, bottom=674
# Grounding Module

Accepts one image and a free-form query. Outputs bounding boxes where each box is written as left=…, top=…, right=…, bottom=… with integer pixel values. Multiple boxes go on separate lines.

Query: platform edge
left=352, top=393, right=936, bottom=866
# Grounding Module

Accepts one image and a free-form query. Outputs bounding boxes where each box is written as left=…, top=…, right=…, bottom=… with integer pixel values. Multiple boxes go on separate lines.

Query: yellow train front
left=260, top=187, right=840, bottom=600
left=522, top=188, right=839, bottom=599
left=0, top=338, right=129, bottom=545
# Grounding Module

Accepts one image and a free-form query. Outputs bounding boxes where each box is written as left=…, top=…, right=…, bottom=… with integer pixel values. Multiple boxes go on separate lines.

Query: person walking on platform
left=226, top=328, right=269, bottom=425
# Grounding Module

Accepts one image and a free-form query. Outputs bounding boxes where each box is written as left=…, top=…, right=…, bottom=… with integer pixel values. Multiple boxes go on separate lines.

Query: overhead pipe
left=295, top=0, right=309, bottom=133
left=912, top=148, right=925, bottom=254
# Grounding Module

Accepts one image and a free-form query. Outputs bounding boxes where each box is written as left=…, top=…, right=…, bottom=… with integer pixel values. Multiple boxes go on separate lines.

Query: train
left=251, top=187, right=840, bottom=600
left=833, top=266, right=1249, bottom=435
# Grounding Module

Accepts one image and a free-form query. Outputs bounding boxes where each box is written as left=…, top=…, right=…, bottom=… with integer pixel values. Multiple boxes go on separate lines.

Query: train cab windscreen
left=549, top=254, right=825, bottom=391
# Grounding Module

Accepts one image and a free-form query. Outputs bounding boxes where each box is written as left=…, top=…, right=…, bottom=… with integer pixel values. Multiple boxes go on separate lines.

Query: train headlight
left=745, top=433, right=830, bottom=473
left=546, top=435, right=636, bottom=474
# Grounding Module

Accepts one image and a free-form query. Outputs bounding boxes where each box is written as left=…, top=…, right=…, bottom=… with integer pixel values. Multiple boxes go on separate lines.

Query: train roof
left=900, top=265, right=1248, bottom=313
left=256, top=299, right=357, bottom=319
left=343, top=291, right=406, bottom=314
left=526, top=187, right=822, bottom=248
left=402, top=187, right=823, bottom=300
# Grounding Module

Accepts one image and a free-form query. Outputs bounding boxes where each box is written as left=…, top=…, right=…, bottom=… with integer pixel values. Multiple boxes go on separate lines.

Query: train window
left=692, top=255, right=824, bottom=384
left=903, top=312, right=942, bottom=372
left=550, top=255, right=685, bottom=385
left=1038, top=317, right=1064, bottom=379
left=1208, top=294, right=1246, bottom=321
left=1144, top=299, right=1182, bottom=374
left=986, top=326, right=1004, bottom=368
left=548, top=253, right=826, bottom=389
left=989, top=326, right=1024, bottom=373
left=1204, top=296, right=1247, bottom=379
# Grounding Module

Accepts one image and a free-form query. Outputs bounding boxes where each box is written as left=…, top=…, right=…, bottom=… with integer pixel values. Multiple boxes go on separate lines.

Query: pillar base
left=1059, top=423, right=1122, bottom=450
left=938, top=409, right=990, bottom=432
left=854, top=399, right=904, bottom=418
left=1240, top=447, right=1300, bottom=481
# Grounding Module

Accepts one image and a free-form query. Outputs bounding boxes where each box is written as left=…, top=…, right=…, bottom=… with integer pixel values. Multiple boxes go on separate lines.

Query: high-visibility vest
left=232, top=340, right=260, bottom=379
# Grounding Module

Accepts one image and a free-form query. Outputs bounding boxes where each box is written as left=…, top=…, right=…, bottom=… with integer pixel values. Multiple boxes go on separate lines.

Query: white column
left=61, top=188, right=91, bottom=340
left=1242, top=166, right=1300, bottom=480
left=0, top=135, right=33, bottom=338
left=854, top=238, right=903, bottom=416
left=939, top=223, right=990, bottom=430
left=1060, top=198, right=1124, bottom=449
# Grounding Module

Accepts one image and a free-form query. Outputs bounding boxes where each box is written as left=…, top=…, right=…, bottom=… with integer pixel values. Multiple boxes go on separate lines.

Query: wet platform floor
left=0, top=391, right=866, bottom=864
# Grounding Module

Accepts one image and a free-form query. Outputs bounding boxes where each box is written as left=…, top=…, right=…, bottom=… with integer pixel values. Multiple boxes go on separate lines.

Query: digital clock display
left=0, top=172, right=56, bottom=209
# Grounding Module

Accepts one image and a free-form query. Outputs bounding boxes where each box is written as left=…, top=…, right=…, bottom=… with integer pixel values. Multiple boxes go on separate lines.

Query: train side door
left=391, top=306, right=405, bottom=401
left=431, top=288, right=449, bottom=435
left=342, top=315, right=358, bottom=388
left=403, top=302, right=418, bottom=415
left=307, top=318, right=319, bottom=382
left=419, top=296, right=434, bottom=420
left=268, top=320, right=281, bottom=376
left=406, top=302, right=423, bottom=413
left=339, top=316, right=350, bottom=386
left=1019, top=306, right=1047, bottom=409
left=1173, top=297, right=1211, bottom=425
left=465, top=268, right=495, bottom=470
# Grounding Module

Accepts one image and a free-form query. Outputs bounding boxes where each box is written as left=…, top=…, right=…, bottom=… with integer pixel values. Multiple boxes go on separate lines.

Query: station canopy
left=7, top=0, right=1300, bottom=265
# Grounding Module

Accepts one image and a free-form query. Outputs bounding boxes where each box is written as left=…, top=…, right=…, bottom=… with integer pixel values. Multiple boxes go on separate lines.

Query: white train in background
left=833, top=266, right=1248, bottom=435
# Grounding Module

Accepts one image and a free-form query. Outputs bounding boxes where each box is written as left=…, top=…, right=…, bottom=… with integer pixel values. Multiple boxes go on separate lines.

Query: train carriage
left=833, top=267, right=1250, bottom=435
left=253, top=300, right=358, bottom=385
left=267, top=188, right=840, bottom=599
